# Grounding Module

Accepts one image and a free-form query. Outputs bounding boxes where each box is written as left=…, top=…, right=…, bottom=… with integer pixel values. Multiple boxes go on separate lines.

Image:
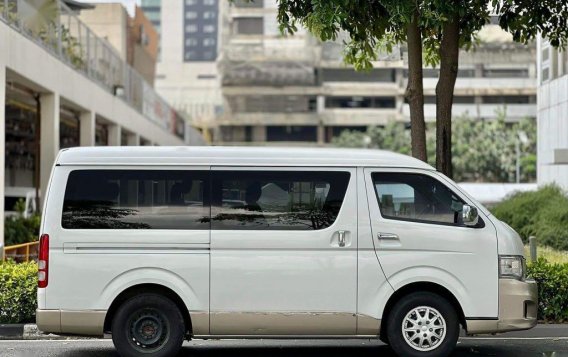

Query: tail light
left=38, top=234, right=49, bottom=288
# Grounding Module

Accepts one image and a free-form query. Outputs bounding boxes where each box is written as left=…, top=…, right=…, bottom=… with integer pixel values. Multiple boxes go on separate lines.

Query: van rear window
left=211, top=171, right=350, bottom=230
left=62, top=170, right=209, bottom=229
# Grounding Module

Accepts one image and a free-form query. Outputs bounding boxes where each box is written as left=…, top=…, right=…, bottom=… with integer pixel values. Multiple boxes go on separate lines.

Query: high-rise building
left=141, top=0, right=223, bottom=139
left=537, top=39, right=568, bottom=189
left=217, top=1, right=537, bottom=146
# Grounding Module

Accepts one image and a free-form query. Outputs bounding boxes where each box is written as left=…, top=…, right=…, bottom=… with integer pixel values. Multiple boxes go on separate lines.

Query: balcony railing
left=0, top=0, right=185, bottom=139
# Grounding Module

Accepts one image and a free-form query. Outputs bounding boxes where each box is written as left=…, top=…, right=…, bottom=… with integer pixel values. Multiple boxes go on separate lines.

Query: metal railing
left=3, top=241, right=39, bottom=263
left=0, top=0, right=185, bottom=139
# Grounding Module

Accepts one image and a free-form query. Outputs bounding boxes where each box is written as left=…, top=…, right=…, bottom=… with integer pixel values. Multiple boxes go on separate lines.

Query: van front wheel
left=111, top=294, right=185, bottom=357
left=386, top=292, right=459, bottom=357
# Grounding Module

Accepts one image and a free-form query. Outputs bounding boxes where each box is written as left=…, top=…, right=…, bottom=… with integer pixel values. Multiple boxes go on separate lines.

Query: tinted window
left=372, top=173, right=465, bottom=225
left=62, top=170, right=209, bottom=229
left=211, top=171, right=350, bottom=230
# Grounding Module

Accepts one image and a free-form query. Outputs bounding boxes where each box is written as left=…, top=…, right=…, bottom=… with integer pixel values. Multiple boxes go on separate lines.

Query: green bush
left=0, top=261, right=37, bottom=324
left=527, top=259, right=568, bottom=322
left=492, top=185, right=568, bottom=250
left=4, top=215, right=41, bottom=246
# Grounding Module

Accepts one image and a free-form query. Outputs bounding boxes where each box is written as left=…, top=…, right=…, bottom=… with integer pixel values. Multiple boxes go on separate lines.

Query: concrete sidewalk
left=0, top=324, right=566, bottom=340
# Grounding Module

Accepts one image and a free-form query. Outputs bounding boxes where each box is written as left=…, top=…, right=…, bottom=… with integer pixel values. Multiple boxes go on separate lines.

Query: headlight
left=499, top=255, right=525, bottom=280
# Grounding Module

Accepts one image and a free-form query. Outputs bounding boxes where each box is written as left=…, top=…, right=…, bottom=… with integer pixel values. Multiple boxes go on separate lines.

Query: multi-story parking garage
left=0, top=0, right=205, bottom=256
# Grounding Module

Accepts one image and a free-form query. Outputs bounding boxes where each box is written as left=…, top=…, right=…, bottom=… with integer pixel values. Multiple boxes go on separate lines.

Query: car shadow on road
left=55, top=343, right=557, bottom=357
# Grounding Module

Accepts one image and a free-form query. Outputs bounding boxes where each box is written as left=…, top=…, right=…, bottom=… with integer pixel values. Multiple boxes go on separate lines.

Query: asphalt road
left=1, top=338, right=568, bottom=357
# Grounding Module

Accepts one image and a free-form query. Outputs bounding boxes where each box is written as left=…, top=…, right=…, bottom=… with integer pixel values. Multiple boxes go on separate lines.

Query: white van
left=36, top=147, right=537, bottom=357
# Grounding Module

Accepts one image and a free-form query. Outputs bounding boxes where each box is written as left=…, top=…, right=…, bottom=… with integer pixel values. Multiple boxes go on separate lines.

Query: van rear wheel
left=111, top=294, right=185, bottom=357
left=386, top=292, right=459, bottom=357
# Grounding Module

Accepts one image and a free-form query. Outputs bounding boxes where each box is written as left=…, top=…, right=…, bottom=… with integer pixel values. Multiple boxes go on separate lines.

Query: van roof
left=56, top=146, right=435, bottom=170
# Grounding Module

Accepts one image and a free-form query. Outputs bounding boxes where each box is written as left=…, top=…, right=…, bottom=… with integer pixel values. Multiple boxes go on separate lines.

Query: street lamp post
left=516, top=131, right=529, bottom=184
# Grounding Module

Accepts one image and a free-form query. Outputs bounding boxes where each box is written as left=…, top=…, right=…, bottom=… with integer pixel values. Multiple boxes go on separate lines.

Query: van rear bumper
left=466, top=279, right=538, bottom=334
left=36, top=309, right=106, bottom=336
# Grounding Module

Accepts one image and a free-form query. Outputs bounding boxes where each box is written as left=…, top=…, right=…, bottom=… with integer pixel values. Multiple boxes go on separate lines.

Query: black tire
left=111, top=294, right=185, bottom=357
left=386, top=292, right=459, bottom=357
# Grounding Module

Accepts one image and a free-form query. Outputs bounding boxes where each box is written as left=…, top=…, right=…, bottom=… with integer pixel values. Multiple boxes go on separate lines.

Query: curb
left=0, top=324, right=68, bottom=340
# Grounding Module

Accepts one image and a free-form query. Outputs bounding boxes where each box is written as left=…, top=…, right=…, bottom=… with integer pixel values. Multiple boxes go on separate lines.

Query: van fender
left=383, top=265, right=472, bottom=317
left=99, top=267, right=205, bottom=313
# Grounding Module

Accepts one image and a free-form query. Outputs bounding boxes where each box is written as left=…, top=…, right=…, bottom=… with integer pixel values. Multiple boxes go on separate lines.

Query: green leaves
left=492, top=185, right=568, bottom=251
left=332, top=114, right=536, bottom=183
left=527, top=259, right=568, bottom=322
left=0, top=261, right=38, bottom=324
left=4, top=214, right=41, bottom=246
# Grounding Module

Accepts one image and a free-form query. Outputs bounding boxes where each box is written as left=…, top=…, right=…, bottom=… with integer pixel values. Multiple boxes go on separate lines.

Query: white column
left=79, top=111, right=96, bottom=146
left=126, top=132, right=140, bottom=146
left=0, top=65, right=6, bottom=259
left=108, top=124, right=121, bottom=146
left=40, top=92, right=60, bottom=208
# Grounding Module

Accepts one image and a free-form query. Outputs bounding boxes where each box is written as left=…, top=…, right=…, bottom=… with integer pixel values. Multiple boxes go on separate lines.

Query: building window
left=203, top=0, right=215, bottom=5
left=185, top=11, right=197, bottom=19
left=483, top=68, right=529, bottom=78
left=62, top=170, right=210, bottom=230
left=203, top=38, right=216, bottom=47
left=185, top=0, right=196, bottom=5
left=185, top=24, right=198, bottom=33
left=186, top=38, right=198, bottom=46
left=211, top=171, right=351, bottom=230
left=203, top=25, right=215, bottom=33
left=325, top=96, right=396, bottom=109
left=185, top=51, right=198, bottom=60
left=203, top=11, right=216, bottom=19
left=266, top=126, right=318, bottom=142
left=235, top=17, right=263, bottom=35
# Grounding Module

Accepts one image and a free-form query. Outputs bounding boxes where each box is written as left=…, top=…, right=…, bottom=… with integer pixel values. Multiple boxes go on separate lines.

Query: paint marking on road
left=461, top=337, right=568, bottom=340
left=0, top=339, right=110, bottom=342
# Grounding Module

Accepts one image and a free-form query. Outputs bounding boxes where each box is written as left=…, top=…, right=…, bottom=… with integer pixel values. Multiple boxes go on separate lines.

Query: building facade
left=1, top=0, right=204, bottom=256
left=141, top=0, right=223, bottom=139
left=79, top=3, right=159, bottom=86
left=218, top=1, right=537, bottom=146
left=537, top=39, right=568, bottom=190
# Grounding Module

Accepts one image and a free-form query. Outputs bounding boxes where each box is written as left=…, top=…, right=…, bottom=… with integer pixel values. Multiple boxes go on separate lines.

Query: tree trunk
left=435, top=16, right=460, bottom=178
left=405, top=12, right=427, bottom=162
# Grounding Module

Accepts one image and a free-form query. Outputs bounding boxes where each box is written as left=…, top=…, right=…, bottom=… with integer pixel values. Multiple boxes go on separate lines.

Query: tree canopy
left=332, top=113, right=536, bottom=183
left=276, top=0, right=567, bottom=178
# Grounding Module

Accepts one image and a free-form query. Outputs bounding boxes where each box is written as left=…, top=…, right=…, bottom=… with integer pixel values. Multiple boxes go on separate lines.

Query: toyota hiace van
left=36, top=147, right=537, bottom=357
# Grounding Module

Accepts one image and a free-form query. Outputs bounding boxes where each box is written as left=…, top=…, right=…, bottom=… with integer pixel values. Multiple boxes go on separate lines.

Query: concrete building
left=537, top=39, right=568, bottom=189
left=1, top=0, right=204, bottom=256
left=141, top=0, right=223, bottom=139
left=78, top=3, right=159, bottom=86
left=218, top=1, right=537, bottom=146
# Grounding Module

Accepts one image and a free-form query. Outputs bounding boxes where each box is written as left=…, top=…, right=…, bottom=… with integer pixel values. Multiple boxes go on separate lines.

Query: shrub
left=527, top=259, right=568, bottom=322
left=4, top=214, right=41, bottom=246
left=0, top=261, right=37, bottom=324
left=492, top=185, right=568, bottom=250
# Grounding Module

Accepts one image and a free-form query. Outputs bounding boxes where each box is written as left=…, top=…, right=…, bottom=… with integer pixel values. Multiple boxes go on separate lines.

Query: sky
left=77, top=0, right=141, bottom=16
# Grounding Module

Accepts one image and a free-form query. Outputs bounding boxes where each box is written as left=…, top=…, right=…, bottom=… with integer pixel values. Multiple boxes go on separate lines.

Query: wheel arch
left=103, top=283, right=192, bottom=336
left=380, top=281, right=466, bottom=340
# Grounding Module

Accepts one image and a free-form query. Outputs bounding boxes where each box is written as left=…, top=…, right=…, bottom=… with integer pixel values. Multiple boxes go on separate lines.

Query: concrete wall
left=0, top=16, right=192, bottom=254
left=78, top=3, right=129, bottom=60
left=537, top=74, right=568, bottom=189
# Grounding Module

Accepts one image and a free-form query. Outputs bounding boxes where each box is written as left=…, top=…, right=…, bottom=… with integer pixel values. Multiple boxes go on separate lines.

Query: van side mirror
left=462, top=205, right=479, bottom=227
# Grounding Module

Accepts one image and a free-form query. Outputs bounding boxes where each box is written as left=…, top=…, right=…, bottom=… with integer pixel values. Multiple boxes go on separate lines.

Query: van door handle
left=378, top=233, right=399, bottom=241
left=338, top=230, right=346, bottom=247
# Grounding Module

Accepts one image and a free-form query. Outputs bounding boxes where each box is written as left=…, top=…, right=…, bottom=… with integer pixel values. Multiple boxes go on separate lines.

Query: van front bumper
left=36, top=309, right=106, bottom=336
left=466, top=278, right=538, bottom=335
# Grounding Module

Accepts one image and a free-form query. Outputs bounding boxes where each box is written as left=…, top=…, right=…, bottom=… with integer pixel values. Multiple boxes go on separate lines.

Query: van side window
left=372, top=173, right=465, bottom=225
left=211, top=171, right=350, bottom=230
left=62, top=170, right=209, bottom=229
